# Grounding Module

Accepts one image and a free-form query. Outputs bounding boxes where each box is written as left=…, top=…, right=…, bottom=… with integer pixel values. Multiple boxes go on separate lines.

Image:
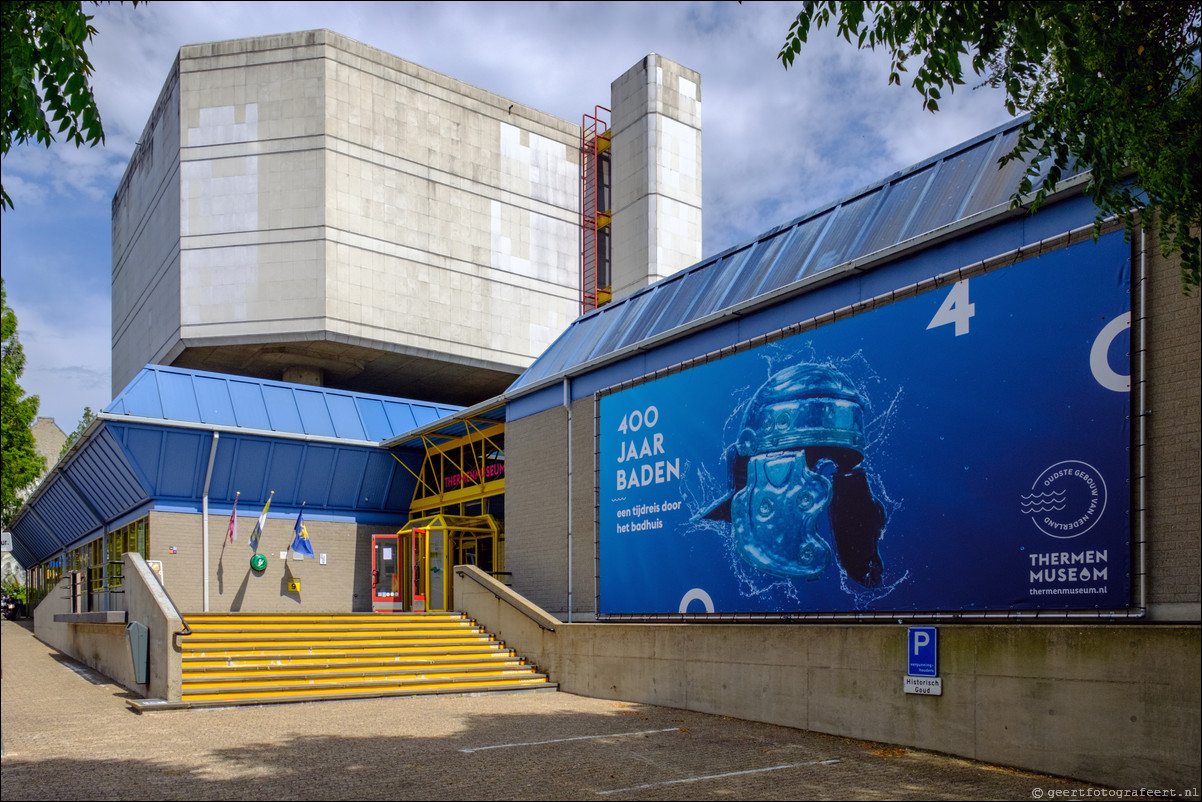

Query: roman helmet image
left=702, top=363, right=887, bottom=587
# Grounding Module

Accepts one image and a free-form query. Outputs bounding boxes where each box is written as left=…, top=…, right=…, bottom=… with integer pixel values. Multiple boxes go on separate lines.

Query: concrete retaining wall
left=455, top=565, right=1200, bottom=791
left=32, top=553, right=186, bottom=701
left=32, top=580, right=134, bottom=692
left=123, top=552, right=184, bottom=701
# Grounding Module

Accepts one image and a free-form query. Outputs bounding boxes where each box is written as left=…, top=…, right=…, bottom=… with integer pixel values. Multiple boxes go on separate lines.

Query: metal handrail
left=454, top=568, right=555, bottom=632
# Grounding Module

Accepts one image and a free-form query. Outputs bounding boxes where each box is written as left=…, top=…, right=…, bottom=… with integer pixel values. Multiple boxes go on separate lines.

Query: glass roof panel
left=902, top=138, right=994, bottom=240
left=677, top=246, right=755, bottom=322
left=751, top=211, right=833, bottom=293
left=717, top=234, right=791, bottom=309
left=805, top=189, right=884, bottom=276
left=855, top=166, right=936, bottom=256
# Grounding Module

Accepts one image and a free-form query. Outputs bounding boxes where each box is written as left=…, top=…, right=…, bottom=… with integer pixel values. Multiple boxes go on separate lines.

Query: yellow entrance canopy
left=397, top=514, right=500, bottom=537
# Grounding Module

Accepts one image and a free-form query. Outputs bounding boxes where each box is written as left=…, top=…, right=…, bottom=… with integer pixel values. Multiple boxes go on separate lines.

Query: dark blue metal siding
left=385, top=450, right=421, bottom=509
left=297, top=445, right=337, bottom=506
left=358, top=451, right=397, bottom=510
left=10, top=515, right=56, bottom=566
left=120, top=426, right=164, bottom=492
left=265, top=441, right=308, bottom=502
left=227, top=439, right=272, bottom=503
left=159, top=429, right=207, bottom=498
left=506, top=383, right=564, bottom=422
left=65, top=428, right=149, bottom=520
left=27, top=474, right=102, bottom=551
left=328, top=451, right=370, bottom=507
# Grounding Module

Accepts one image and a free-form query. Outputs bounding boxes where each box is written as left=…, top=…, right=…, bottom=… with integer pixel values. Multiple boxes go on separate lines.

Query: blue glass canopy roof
left=107, top=365, right=460, bottom=441
left=510, top=118, right=1072, bottom=395
left=8, top=367, right=462, bottom=568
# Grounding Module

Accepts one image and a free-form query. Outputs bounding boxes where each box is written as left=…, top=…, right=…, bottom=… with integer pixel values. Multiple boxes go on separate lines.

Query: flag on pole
left=291, top=505, right=315, bottom=558
left=249, top=491, right=273, bottom=552
left=227, top=492, right=239, bottom=543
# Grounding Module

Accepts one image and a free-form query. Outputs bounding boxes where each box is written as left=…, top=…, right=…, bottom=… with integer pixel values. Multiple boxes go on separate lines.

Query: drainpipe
left=1137, top=230, right=1148, bottom=615
left=201, top=431, right=220, bottom=613
left=564, top=378, right=573, bottom=623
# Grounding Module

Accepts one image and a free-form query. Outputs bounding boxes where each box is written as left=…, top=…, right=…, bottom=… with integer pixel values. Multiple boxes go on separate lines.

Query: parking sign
left=908, top=627, right=938, bottom=677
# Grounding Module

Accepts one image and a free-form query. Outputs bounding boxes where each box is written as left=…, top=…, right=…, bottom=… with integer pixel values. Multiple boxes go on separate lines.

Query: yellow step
left=183, top=658, right=529, bottom=679
left=134, top=612, right=560, bottom=709
left=183, top=649, right=515, bottom=669
left=183, top=666, right=542, bottom=691
left=181, top=642, right=506, bottom=659
left=181, top=675, right=554, bottom=703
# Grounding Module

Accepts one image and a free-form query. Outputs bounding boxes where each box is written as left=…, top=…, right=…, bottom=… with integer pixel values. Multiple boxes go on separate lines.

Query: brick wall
left=149, top=511, right=397, bottom=613
left=505, top=407, right=571, bottom=613
left=1140, top=224, right=1201, bottom=616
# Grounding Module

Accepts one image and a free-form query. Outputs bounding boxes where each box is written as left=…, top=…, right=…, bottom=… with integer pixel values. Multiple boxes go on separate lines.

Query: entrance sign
left=598, top=234, right=1132, bottom=615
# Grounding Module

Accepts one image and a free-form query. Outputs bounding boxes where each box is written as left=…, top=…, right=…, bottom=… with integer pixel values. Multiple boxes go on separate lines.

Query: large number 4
left=926, top=279, right=975, bottom=337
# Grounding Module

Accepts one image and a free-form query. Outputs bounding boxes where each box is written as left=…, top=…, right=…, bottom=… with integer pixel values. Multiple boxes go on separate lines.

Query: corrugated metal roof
left=107, top=365, right=461, bottom=442
left=509, top=117, right=1071, bottom=395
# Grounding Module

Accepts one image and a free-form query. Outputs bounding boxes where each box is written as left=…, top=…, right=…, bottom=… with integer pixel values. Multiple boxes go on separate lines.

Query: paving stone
left=1, top=620, right=1108, bottom=800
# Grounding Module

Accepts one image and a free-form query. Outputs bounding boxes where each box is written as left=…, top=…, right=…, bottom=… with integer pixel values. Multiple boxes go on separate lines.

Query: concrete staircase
left=138, top=612, right=555, bottom=709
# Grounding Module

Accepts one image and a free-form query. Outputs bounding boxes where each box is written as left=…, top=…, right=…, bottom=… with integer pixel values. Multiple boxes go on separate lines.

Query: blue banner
left=599, top=235, right=1131, bottom=614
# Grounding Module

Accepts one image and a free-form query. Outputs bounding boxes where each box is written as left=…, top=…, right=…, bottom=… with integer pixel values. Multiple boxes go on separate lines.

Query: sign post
left=904, top=626, right=942, bottom=695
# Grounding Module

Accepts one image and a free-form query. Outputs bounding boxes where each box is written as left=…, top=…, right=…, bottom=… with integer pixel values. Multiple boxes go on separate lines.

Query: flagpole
left=250, top=490, right=274, bottom=558
left=201, top=432, right=220, bottom=613
left=229, top=491, right=240, bottom=543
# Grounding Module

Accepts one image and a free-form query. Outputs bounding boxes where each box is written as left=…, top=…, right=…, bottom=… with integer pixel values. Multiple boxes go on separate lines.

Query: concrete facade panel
left=112, top=63, right=184, bottom=391
left=610, top=54, right=703, bottom=302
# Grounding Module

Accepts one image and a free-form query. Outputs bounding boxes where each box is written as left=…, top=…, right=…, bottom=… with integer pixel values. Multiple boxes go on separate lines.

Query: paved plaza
left=2, top=619, right=1107, bottom=800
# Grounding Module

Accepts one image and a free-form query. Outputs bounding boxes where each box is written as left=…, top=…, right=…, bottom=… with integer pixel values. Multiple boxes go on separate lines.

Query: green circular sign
left=250, top=553, right=267, bottom=572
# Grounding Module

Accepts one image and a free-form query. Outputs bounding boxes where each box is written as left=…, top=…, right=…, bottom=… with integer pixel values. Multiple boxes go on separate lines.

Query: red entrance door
left=371, top=534, right=402, bottom=611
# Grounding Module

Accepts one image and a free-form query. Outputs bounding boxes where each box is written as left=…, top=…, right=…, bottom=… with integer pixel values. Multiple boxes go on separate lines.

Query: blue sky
left=0, top=1, right=1013, bottom=429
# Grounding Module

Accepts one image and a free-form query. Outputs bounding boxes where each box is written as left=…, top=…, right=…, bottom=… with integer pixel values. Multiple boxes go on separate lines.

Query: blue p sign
left=908, top=627, right=938, bottom=676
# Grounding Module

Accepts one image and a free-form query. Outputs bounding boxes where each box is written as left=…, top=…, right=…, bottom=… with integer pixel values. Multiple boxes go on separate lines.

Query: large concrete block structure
left=609, top=54, right=703, bottom=301
left=112, top=30, right=702, bottom=405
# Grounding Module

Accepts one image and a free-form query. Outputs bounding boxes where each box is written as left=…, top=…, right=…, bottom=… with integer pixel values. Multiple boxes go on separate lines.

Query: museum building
left=7, top=30, right=1198, bottom=791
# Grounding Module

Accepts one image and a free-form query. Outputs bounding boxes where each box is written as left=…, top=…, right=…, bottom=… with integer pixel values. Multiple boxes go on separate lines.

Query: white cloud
left=7, top=295, right=111, bottom=429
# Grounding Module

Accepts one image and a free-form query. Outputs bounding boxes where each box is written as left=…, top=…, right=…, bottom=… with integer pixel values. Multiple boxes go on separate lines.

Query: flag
left=227, top=492, right=239, bottom=543
left=291, top=507, right=315, bottom=558
left=249, top=491, right=273, bottom=552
